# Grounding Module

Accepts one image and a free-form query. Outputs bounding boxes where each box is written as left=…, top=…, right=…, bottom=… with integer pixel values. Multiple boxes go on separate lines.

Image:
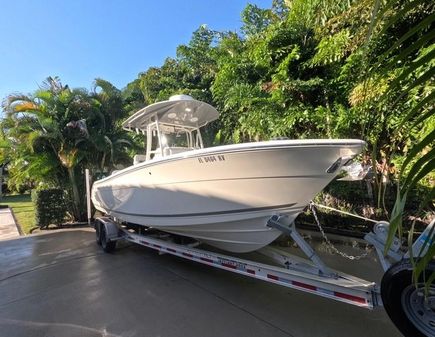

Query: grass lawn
left=0, top=194, right=35, bottom=234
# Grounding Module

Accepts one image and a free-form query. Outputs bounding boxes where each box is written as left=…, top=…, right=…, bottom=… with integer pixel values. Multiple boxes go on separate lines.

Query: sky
left=0, top=0, right=271, bottom=102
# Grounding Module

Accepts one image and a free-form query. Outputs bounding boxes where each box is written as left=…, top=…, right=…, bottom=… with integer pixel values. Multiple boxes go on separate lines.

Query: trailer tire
left=381, top=259, right=435, bottom=337
left=100, top=224, right=116, bottom=253
left=95, top=221, right=102, bottom=245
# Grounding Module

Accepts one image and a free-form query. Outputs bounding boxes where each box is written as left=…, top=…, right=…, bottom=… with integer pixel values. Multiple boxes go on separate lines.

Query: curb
left=9, top=207, right=24, bottom=236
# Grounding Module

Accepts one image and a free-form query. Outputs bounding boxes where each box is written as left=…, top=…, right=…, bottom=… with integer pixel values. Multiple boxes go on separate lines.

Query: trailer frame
left=95, top=215, right=388, bottom=310
left=94, top=208, right=435, bottom=337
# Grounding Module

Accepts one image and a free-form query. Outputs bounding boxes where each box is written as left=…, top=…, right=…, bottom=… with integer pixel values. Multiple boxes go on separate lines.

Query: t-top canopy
left=122, top=95, right=219, bottom=132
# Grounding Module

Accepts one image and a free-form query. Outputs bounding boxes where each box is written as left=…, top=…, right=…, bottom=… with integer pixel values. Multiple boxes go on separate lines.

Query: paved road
left=0, top=229, right=401, bottom=337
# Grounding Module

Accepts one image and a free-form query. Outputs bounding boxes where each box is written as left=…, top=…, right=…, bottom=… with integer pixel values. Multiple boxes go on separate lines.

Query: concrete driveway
left=0, top=228, right=401, bottom=337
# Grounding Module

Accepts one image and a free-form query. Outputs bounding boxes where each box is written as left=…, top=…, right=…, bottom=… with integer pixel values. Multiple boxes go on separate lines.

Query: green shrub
left=31, top=189, right=67, bottom=229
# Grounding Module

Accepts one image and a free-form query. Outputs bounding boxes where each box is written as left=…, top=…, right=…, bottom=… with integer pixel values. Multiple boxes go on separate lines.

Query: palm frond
left=400, top=128, right=435, bottom=178
left=399, top=91, right=435, bottom=128
left=370, top=0, right=435, bottom=287
left=378, top=9, right=435, bottom=62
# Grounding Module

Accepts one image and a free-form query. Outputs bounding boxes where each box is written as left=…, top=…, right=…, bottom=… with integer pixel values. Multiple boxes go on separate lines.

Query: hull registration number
left=198, top=155, right=225, bottom=164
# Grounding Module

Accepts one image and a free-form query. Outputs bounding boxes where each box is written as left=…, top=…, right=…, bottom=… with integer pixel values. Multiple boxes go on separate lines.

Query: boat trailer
left=93, top=207, right=435, bottom=337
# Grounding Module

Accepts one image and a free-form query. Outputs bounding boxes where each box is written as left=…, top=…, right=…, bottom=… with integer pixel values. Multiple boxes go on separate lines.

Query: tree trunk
left=324, top=90, right=331, bottom=138
left=0, top=166, right=3, bottom=200
left=68, top=167, right=82, bottom=221
left=101, top=152, right=106, bottom=172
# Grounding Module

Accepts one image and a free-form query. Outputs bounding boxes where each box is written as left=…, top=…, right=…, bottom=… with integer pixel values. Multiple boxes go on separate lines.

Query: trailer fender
left=94, top=217, right=119, bottom=253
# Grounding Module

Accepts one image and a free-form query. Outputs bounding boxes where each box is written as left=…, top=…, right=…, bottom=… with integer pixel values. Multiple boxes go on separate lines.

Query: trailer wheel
left=100, top=224, right=116, bottom=253
left=381, top=260, right=435, bottom=337
left=95, top=221, right=102, bottom=245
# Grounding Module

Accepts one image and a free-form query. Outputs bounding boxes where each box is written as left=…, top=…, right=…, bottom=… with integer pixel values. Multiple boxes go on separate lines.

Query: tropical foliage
left=0, top=0, right=433, bottom=254
left=365, top=0, right=434, bottom=282
left=1, top=77, right=134, bottom=220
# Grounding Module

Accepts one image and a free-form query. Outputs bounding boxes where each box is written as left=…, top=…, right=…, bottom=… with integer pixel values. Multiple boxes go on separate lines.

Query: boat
left=91, top=95, right=365, bottom=253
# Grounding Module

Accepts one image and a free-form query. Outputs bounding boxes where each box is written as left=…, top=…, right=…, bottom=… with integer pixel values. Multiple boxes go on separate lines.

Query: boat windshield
left=141, top=122, right=203, bottom=161
left=159, top=126, right=203, bottom=148
left=162, top=132, right=189, bottom=148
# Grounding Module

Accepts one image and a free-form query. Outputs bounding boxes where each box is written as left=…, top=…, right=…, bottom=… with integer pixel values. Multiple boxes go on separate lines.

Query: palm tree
left=2, top=77, right=134, bottom=221
left=88, top=78, right=133, bottom=173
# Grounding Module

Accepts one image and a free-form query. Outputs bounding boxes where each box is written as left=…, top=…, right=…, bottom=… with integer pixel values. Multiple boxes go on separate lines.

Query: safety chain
left=309, top=202, right=371, bottom=261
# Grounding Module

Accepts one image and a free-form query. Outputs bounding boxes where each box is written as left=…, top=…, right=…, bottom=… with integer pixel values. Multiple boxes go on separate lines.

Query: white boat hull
left=92, top=140, right=365, bottom=252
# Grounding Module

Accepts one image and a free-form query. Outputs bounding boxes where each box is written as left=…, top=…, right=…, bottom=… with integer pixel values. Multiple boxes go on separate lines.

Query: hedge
left=31, top=189, right=67, bottom=228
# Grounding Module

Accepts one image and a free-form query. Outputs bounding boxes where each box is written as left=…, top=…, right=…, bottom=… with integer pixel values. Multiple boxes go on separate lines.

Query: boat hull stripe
left=113, top=203, right=297, bottom=218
